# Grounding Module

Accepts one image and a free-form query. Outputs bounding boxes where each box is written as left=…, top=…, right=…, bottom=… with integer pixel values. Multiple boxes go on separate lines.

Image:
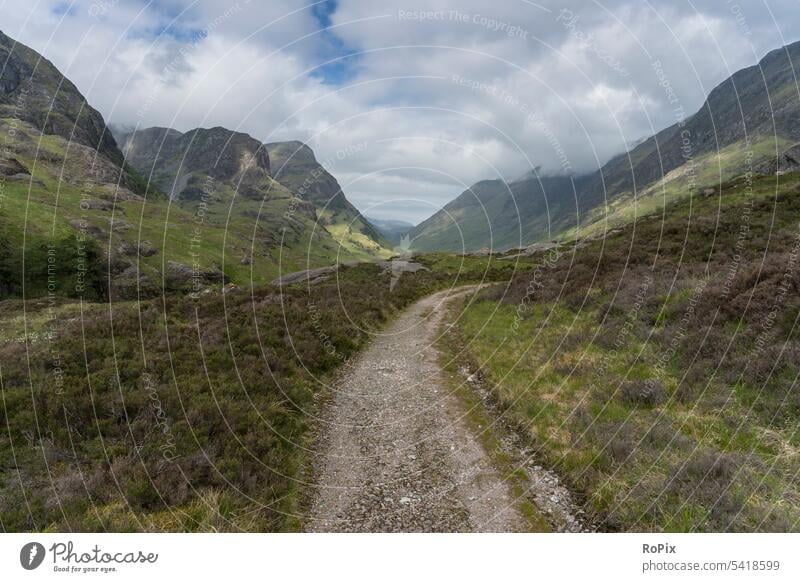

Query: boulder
left=0, top=157, right=28, bottom=176
left=376, top=260, right=429, bottom=273
left=271, top=264, right=339, bottom=286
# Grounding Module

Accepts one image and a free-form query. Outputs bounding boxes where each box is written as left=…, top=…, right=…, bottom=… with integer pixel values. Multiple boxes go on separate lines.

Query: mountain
left=119, top=126, right=274, bottom=201
left=366, top=217, right=415, bottom=245
left=411, top=40, right=800, bottom=252
left=0, top=31, right=386, bottom=302
left=0, top=30, right=144, bottom=193
left=265, top=140, right=390, bottom=256
left=118, top=132, right=390, bottom=259
left=410, top=175, right=578, bottom=252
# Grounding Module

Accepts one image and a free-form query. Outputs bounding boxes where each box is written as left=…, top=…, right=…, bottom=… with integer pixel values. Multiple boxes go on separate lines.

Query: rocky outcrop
left=0, top=157, right=28, bottom=176
left=270, top=265, right=339, bottom=286
left=0, top=30, right=128, bottom=171
left=756, top=143, right=800, bottom=175
left=109, top=265, right=158, bottom=300
left=164, top=260, right=227, bottom=290
left=118, top=126, right=271, bottom=200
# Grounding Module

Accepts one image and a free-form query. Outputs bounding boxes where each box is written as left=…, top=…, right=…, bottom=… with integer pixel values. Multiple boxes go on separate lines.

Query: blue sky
left=309, top=0, right=357, bottom=84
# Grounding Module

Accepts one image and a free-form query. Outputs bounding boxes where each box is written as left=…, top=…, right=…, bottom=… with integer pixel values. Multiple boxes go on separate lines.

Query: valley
left=1, top=25, right=799, bottom=535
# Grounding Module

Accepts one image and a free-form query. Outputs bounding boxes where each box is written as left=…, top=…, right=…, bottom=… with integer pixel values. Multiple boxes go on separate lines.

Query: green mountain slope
left=265, top=140, right=391, bottom=258
left=447, top=170, right=800, bottom=531
left=0, top=30, right=144, bottom=192
left=0, top=32, right=384, bottom=301
left=366, top=217, right=415, bottom=245
left=411, top=40, right=800, bottom=252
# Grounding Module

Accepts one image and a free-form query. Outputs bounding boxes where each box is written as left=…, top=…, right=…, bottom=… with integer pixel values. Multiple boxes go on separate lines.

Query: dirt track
left=305, top=286, right=531, bottom=532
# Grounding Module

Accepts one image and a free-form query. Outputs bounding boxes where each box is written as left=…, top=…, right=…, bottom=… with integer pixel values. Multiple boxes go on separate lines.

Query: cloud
left=2, top=0, right=798, bottom=222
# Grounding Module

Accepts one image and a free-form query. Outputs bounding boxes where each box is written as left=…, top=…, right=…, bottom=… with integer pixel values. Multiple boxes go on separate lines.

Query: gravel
left=305, top=286, right=526, bottom=532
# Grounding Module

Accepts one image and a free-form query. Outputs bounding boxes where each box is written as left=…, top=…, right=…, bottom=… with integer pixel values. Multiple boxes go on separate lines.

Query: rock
left=6, top=173, right=45, bottom=187
left=109, top=265, right=158, bottom=300
left=80, top=199, right=113, bottom=211
left=111, top=220, right=132, bottom=232
left=137, top=241, right=157, bottom=257
left=755, top=143, right=800, bottom=175
left=375, top=260, right=429, bottom=273
left=116, top=240, right=157, bottom=258
left=69, top=219, right=105, bottom=239
left=108, top=253, right=132, bottom=275
left=271, top=264, right=339, bottom=286
left=165, top=260, right=226, bottom=290
left=0, top=157, right=28, bottom=176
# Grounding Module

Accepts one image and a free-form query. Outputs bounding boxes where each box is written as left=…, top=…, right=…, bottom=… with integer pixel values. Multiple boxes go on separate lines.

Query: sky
left=2, top=0, right=799, bottom=223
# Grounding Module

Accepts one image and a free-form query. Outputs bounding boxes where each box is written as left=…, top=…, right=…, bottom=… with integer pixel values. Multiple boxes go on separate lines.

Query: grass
left=445, top=172, right=800, bottom=531
left=437, top=298, right=552, bottom=532
left=0, top=253, right=512, bottom=532
left=565, top=136, right=792, bottom=241
left=0, top=119, right=390, bottom=301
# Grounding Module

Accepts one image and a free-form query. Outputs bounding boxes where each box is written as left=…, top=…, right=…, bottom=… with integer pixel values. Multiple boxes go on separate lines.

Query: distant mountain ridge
left=411, top=39, right=800, bottom=252
left=0, top=31, right=389, bottom=301
left=366, top=217, right=415, bottom=245
left=118, top=129, right=389, bottom=258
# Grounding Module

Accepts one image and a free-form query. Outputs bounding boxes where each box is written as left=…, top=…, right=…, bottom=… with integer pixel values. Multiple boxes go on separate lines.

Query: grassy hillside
left=442, top=172, right=800, bottom=531
left=411, top=40, right=800, bottom=253
left=0, top=120, right=379, bottom=300
left=266, top=141, right=391, bottom=259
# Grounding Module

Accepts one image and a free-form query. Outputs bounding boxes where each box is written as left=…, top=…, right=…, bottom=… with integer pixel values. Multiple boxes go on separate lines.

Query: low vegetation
left=0, top=255, right=516, bottom=532
left=445, top=173, right=800, bottom=531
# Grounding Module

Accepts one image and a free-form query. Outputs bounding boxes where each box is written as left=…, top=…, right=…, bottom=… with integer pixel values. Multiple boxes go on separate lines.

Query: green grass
left=566, top=136, right=792, bottom=241
left=0, top=119, right=391, bottom=301
left=0, top=253, right=504, bottom=532
left=445, top=172, right=800, bottom=531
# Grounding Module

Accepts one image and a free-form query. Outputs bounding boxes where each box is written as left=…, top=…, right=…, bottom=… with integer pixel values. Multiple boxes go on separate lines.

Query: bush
left=619, top=380, right=666, bottom=407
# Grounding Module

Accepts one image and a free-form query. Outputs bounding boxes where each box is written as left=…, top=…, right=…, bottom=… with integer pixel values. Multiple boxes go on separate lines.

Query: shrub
left=619, top=380, right=666, bottom=407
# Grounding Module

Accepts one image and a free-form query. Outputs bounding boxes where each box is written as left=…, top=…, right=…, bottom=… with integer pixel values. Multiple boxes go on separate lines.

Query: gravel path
left=305, top=286, right=528, bottom=532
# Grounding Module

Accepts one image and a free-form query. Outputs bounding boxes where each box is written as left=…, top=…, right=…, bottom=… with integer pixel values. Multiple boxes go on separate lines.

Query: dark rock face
left=756, top=143, right=800, bottom=175
left=266, top=141, right=346, bottom=210
left=0, top=157, right=28, bottom=176
left=119, top=126, right=271, bottom=200
left=0, top=30, right=124, bottom=166
left=118, top=127, right=183, bottom=177
left=266, top=140, right=386, bottom=243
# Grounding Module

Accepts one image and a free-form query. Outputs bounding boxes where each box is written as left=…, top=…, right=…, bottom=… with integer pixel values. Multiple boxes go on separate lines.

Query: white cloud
left=1, top=0, right=798, bottom=222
